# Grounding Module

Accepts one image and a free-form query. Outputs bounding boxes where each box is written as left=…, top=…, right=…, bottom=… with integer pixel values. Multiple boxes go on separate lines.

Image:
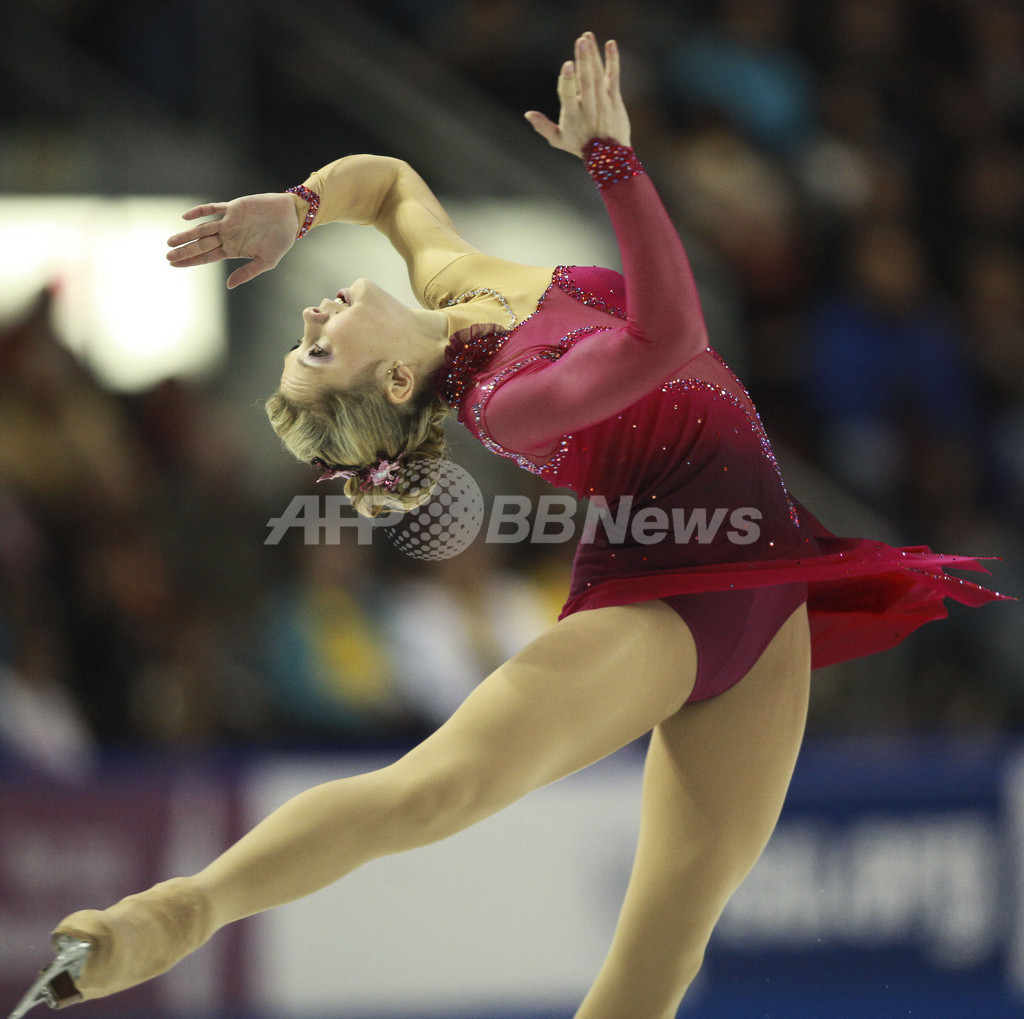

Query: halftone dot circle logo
left=385, top=460, right=484, bottom=560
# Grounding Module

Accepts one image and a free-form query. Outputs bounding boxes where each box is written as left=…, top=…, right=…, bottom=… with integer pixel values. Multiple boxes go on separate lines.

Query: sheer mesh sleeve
left=481, top=141, right=709, bottom=453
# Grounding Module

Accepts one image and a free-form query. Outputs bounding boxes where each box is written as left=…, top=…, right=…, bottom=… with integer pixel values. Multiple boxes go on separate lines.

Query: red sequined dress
left=434, top=140, right=1008, bottom=672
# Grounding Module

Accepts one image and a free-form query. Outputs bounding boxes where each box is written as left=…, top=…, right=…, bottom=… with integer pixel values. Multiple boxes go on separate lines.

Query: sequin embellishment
left=285, top=185, right=320, bottom=238
left=437, top=267, right=620, bottom=413
left=660, top=368, right=800, bottom=525
left=447, top=288, right=517, bottom=327
left=435, top=326, right=510, bottom=411
left=469, top=326, right=611, bottom=479
left=584, top=139, right=646, bottom=191
left=552, top=266, right=627, bottom=319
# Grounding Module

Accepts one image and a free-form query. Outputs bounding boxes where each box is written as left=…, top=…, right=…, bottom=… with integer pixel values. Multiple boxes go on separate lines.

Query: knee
left=379, top=753, right=493, bottom=845
left=642, top=936, right=709, bottom=1012
left=671, top=945, right=707, bottom=1000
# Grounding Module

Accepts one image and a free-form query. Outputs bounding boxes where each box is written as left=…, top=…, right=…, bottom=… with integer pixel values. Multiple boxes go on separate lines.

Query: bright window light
left=0, top=197, right=226, bottom=392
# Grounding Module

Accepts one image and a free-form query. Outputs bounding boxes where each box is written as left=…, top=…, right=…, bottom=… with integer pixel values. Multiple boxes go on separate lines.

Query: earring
left=387, top=360, right=403, bottom=376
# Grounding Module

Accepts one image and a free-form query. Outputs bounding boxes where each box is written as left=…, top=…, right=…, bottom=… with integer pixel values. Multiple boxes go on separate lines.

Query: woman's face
left=279, top=278, right=409, bottom=401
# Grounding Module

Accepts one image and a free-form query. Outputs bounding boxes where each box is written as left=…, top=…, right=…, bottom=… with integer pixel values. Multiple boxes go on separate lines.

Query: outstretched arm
left=483, top=33, right=708, bottom=451
left=166, top=155, right=478, bottom=294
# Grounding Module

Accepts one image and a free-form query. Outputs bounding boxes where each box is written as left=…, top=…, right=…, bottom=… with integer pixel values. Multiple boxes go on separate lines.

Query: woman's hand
left=525, top=32, right=631, bottom=158
left=165, top=192, right=300, bottom=289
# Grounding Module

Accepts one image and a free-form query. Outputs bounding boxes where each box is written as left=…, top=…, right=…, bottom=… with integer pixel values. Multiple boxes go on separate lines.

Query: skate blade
left=7, top=936, right=91, bottom=1018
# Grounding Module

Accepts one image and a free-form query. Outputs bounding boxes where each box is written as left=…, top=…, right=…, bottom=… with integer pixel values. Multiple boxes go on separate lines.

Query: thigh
left=578, top=602, right=811, bottom=1016
left=391, top=599, right=698, bottom=823
left=195, top=600, right=700, bottom=926
left=647, top=600, right=810, bottom=890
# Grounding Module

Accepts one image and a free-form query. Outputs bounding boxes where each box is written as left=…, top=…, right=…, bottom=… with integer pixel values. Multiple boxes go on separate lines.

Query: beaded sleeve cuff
left=285, top=185, right=321, bottom=238
left=583, top=138, right=645, bottom=191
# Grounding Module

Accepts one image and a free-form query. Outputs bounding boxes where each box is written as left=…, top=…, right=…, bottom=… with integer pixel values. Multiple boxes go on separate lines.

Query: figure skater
left=11, top=33, right=1008, bottom=1019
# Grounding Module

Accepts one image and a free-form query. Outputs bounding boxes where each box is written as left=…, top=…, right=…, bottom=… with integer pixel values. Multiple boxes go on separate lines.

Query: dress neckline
left=433, top=321, right=509, bottom=410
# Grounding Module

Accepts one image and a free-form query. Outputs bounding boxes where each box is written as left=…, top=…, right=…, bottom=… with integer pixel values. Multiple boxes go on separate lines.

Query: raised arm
left=480, top=33, right=708, bottom=451
left=166, top=155, right=476, bottom=294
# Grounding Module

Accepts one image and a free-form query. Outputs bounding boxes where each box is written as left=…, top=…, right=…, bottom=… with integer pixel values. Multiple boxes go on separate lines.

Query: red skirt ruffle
left=560, top=502, right=1012, bottom=670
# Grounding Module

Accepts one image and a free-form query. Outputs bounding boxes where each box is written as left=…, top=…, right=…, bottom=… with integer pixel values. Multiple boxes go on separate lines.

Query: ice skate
left=7, top=935, right=91, bottom=1017
left=13, top=878, right=214, bottom=1011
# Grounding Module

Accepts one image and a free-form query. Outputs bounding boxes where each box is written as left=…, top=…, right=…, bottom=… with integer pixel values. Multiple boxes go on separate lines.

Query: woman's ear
left=385, top=362, right=417, bottom=405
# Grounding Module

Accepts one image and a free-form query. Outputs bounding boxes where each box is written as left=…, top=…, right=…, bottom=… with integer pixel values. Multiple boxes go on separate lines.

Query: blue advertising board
left=686, top=738, right=1024, bottom=1017
left=3, top=739, right=1024, bottom=1017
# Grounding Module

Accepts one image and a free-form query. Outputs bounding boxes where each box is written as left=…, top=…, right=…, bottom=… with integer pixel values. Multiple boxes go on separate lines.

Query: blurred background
left=1, top=0, right=1023, bottom=1016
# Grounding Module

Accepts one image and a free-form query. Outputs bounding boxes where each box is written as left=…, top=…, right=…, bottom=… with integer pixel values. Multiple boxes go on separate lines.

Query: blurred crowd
left=1, top=0, right=1022, bottom=771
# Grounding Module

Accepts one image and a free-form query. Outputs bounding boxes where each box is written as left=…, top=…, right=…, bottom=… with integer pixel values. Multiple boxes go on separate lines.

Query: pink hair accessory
left=311, top=454, right=405, bottom=491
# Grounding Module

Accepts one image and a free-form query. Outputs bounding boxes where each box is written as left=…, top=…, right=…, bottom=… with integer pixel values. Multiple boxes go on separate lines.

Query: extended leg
left=197, top=600, right=696, bottom=924
left=54, top=601, right=698, bottom=1000
left=577, top=603, right=811, bottom=1019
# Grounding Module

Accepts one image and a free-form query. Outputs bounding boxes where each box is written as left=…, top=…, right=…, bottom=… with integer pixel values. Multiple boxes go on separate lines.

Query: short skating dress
left=429, top=140, right=1009, bottom=701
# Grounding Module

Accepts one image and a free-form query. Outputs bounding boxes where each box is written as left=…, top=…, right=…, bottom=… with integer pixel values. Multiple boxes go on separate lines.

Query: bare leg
left=56, top=601, right=699, bottom=999
left=576, top=602, right=812, bottom=1019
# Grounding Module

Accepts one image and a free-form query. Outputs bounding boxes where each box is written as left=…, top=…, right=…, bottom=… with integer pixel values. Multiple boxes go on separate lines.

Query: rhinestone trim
left=552, top=265, right=627, bottom=319
left=469, top=325, right=610, bottom=479
left=446, top=288, right=517, bottom=327
left=660, top=371, right=799, bottom=525
left=285, top=185, right=320, bottom=238
left=584, top=139, right=646, bottom=191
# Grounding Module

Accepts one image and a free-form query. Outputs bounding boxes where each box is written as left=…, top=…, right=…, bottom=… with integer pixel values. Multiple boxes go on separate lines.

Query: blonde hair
left=265, top=364, right=451, bottom=518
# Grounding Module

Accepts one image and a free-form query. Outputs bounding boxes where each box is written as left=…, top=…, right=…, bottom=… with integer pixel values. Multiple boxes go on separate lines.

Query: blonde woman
left=13, top=33, right=1006, bottom=1019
